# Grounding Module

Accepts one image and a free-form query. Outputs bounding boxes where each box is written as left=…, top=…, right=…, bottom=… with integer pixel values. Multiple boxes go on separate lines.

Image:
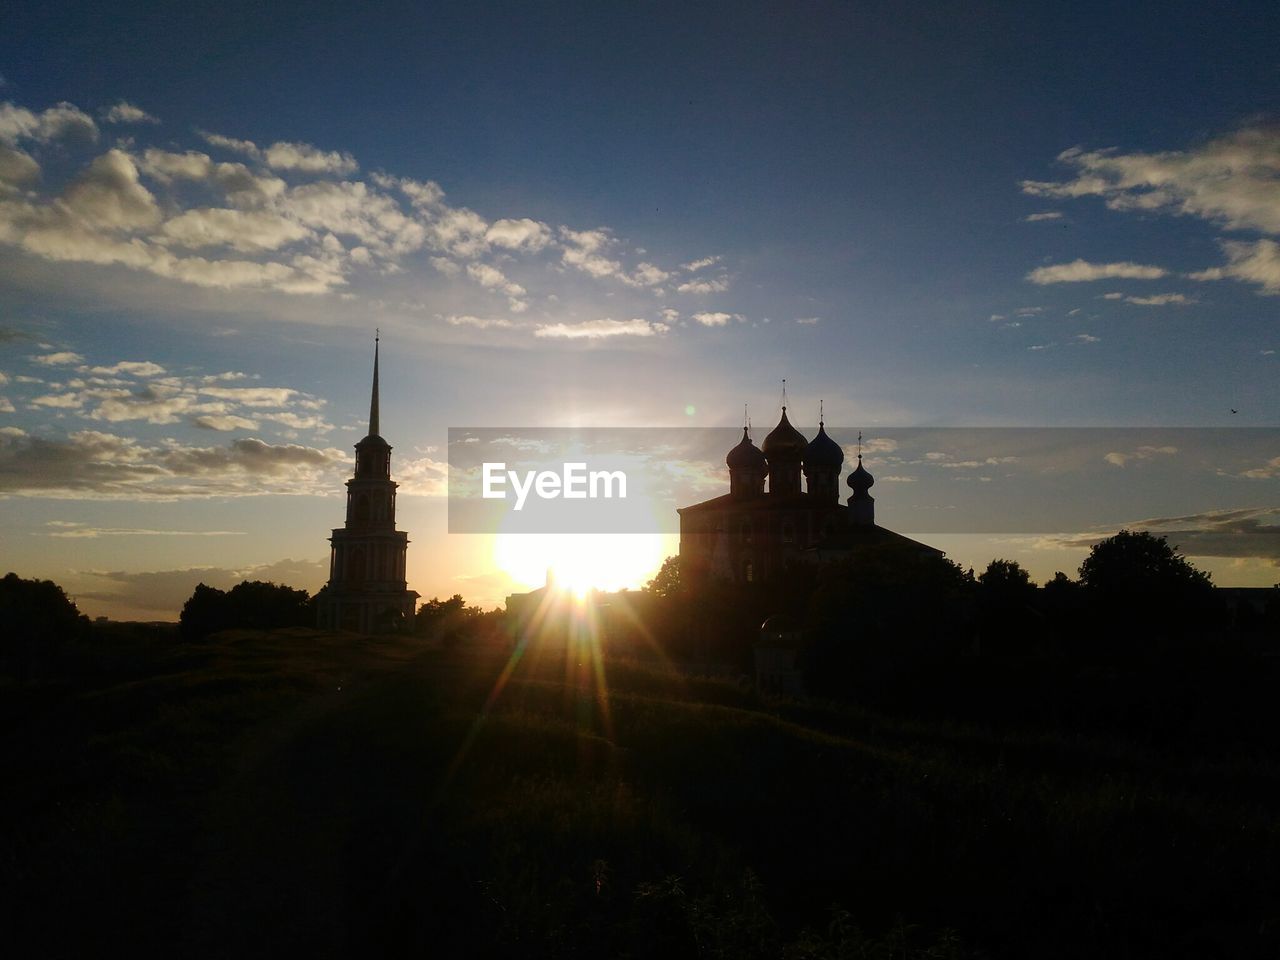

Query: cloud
left=1026, top=259, right=1167, bottom=284
left=1024, top=212, right=1063, bottom=222
left=0, top=396, right=14, bottom=412
left=0, top=429, right=348, bottom=499
left=160, top=208, right=312, bottom=252
left=86, top=360, right=166, bottom=377
left=0, top=101, right=98, bottom=146
left=1022, top=127, right=1280, bottom=234
left=41, top=520, right=243, bottom=538
left=429, top=256, right=461, bottom=276
left=76, top=556, right=329, bottom=615
left=61, top=149, right=162, bottom=230
left=193, top=414, right=259, bottom=431
left=0, top=145, right=39, bottom=186
left=795, top=316, right=821, bottom=325
left=628, top=262, right=670, bottom=287
left=676, top=275, right=730, bottom=294
left=101, top=101, right=159, bottom=125
left=466, top=262, right=525, bottom=296
left=691, top=311, right=741, bottom=327
left=1240, top=456, right=1280, bottom=480
left=1048, top=508, right=1280, bottom=565
left=534, top=318, right=668, bottom=340
left=444, top=315, right=515, bottom=330
left=33, top=351, right=85, bottom=366
left=681, top=255, right=720, bottom=272
left=1103, top=445, right=1178, bottom=467
left=485, top=217, right=551, bottom=251
left=1123, top=293, right=1195, bottom=306
left=559, top=226, right=623, bottom=280
left=1189, top=239, right=1280, bottom=295
left=1073, top=333, right=1101, bottom=343
left=264, top=140, right=359, bottom=175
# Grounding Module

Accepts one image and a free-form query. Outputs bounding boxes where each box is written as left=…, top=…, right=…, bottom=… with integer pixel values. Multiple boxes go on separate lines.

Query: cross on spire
left=368, top=333, right=380, bottom=438
left=781, top=378, right=787, bottom=412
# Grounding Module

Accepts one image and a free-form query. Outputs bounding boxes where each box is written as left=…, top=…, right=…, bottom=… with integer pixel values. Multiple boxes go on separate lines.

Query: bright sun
left=492, top=533, right=673, bottom=597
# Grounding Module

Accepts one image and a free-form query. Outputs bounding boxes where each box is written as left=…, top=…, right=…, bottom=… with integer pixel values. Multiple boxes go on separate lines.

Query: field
left=4, top=627, right=1279, bottom=958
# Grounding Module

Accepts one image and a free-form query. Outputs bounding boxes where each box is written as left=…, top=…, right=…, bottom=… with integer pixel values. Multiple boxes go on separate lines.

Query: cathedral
left=316, top=337, right=419, bottom=633
left=678, top=404, right=942, bottom=587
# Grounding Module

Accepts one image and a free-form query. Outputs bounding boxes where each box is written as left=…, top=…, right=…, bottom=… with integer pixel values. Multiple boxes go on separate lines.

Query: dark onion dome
left=804, top=422, right=844, bottom=468
left=847, top=456, right=875, bottom=491
left=726, top=426, right=768, bottom=469
left=762, top=408, right=808, bottom=460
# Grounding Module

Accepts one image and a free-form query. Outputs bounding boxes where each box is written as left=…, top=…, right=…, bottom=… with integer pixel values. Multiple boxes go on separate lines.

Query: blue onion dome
left=726, top=427, right=768, bottom=469
left=804, top=422, right=844, bottom=468
left=847, top=456, right=875, bottom=491
left=762, top=408, right=808, bottom=460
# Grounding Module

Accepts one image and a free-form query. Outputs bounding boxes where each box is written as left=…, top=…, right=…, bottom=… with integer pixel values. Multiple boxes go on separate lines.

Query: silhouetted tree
left=975, top=559, right=1040, bottom=654
left=645, top=556, right=683, bottom=600
left=179, top=580, right=312, bottom=640
left=1077, top=530, right=1218, bottom=652
left=0, top=572, right=90, bottom=680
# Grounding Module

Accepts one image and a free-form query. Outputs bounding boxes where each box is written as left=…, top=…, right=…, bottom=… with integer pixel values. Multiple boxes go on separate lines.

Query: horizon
left=1, top=1, right=1278, bottom=618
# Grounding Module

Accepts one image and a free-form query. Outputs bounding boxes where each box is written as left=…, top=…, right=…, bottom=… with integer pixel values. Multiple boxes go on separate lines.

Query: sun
left=492, top=533, right=673, bottom=597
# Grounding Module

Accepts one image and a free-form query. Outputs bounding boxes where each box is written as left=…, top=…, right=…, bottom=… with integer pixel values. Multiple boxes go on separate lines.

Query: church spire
left=368, top=330, right=380, bottom=438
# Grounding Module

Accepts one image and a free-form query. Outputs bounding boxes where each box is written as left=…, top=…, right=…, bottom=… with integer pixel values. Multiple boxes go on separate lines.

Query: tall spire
left=368, top=330, right=380, bottom=438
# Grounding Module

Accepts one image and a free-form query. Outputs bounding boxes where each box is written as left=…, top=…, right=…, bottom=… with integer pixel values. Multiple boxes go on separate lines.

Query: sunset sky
left=1, top=1, right=1277, bottom=618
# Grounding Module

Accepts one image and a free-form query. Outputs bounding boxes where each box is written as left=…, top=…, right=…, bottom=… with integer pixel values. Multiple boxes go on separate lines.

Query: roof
left=805, top=523, right=945, bottom=557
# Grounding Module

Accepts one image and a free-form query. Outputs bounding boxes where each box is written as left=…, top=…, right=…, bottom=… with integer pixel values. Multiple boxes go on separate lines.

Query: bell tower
left=317, top=334, right=419, bottom=633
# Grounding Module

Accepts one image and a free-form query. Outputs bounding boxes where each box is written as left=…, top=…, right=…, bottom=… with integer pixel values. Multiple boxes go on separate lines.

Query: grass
left=3, top=629, right=1279, bottom=957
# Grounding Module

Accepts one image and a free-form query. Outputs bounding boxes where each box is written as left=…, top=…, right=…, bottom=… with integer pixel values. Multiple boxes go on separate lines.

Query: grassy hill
left=4, top=628, right=1279, bottom=958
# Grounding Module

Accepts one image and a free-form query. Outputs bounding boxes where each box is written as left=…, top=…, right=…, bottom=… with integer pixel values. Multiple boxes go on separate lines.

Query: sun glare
left=492, top=533, right=672, bottom=596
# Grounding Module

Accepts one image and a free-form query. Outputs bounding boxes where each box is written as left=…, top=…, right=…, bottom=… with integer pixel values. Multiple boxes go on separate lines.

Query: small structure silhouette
left=316, top=335, right=419, bottom=633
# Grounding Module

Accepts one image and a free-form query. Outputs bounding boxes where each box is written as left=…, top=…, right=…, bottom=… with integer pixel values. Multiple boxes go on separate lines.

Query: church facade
left=316, top=337, right=419, bottom=633
left=678, top=406, right=942, bottom=587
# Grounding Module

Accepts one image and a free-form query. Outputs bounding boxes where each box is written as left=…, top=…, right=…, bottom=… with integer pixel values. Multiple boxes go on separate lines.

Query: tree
left=179, top=580, right=312, bottom=640
left=978, top=559, right=1036, bottom=600
left=645, top=556, right=683, bottom=599
left=0, top=572, right=90, bottom=680
left=1077, top=530, right=1218, bottom=649
left=1078, top=530, right=1212, bottom=597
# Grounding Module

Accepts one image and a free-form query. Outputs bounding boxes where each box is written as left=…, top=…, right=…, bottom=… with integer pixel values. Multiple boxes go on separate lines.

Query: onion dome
left=847, top=456, right=875, bottom=492
left=726, top=427, right=768, bottom=470
left=762, top=408, right=808, bottom=460
left=804, top=422, right=844, bottom=468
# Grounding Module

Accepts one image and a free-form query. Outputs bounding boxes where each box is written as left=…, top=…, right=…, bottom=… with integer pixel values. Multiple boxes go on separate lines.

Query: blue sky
left=1, top=1, right=1277, bottom=616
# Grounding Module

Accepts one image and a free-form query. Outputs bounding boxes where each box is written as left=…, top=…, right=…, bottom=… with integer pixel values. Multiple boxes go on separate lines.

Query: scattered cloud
left=101, top=101, right=159, bottom=125
left=795, top=316, right=821, bottom=325
left=1024, top=211, right=1063, bottom=222
left=1103, top=445, right=1178, bottom=467
left=1073, top=333, right=1101, bottom=343
left=676, top=275, right=730, bottom=294
left=1046, top=508, right=1280, bottom=564
left=0, top=100, right=98, bottom=146
left=534, top=318, right=668, bottom=340
left=681, top=255, right=720, bottom=272
left=1123, top=293, right=1195, bottom=306
left=444, top=314, right=516, bottom=330
left=0, top=429, right=348, bottom=499
left=32, top=351, right=85, bottom=366
left=484, top=217, right=551, bottom=251
left=1189, top=239, right=1280, bottom=295
left=1027, top=259, right=1167, bottom=284
left=1022, top=127, right=1280, bottom=234
left=41, top=520, right=242, bottom=538
left=691, top=311, right=741, bottom=327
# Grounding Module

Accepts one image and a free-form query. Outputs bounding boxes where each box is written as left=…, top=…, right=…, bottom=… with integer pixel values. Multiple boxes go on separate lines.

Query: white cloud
left=795, top=316, right=821, bottom=325
left=87, top=361, right=166, bottom=377
left=1026, top=259, right=1167, bottom=284
left=559, top=226, right=623, bottom=279
left=1073, top=333, right=1101, bottom=343
left=160, top=208, right=312, bottom=252
left=1022, top=127, right=1280, bottom=234
left=1024, top=211, right=1063, bottom=222
left=33, top=351, right=85, bottom=366
left=676, top=275, right=730, bottom=294
left=61, top=149, right=162, bottom=230
left=628, top=262, right=670, bottom=287
left=445, top=315, right=515, bottom=329
left=0, top=396, right=14, bottom=412
left=691, top=311, right=741, bottom=327
left=1123, top=293, right=1195, bottom=306
left=0, top=101, right=98, bottom=146
left=264, top=140, right=359, bottom=175
left=534, top=318, right=668, bottom=339
left=0, top=145, right=39, bottom=186
left=101, top=101, right=159, bottom=125
left=681, top=255, right=720, bottom=272
left=1189, top=239, right=1280, bottom=295
left=193, top=414, right=259, bottom=431
left=485, top=217, right=551, bottom=251
left=466, top=261, right=525, bottom=296
left=429, top=256, right=461, bottom=276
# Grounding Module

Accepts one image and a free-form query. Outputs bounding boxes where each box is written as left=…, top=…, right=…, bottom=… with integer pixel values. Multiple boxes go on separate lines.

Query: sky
left=0, top=0, right=1277, bottom=618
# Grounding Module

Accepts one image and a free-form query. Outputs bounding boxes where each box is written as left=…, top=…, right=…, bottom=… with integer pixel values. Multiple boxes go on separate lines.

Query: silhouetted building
left=316, top=337, right=419, bottom=633
left=678, top=406, right=942, bottom=586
